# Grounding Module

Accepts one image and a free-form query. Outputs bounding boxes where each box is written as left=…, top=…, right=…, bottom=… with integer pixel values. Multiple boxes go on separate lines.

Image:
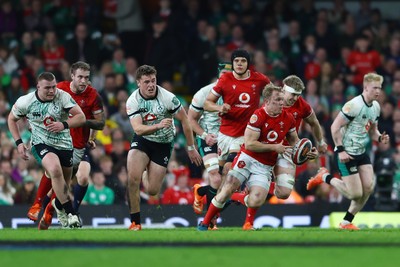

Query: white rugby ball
left=292, top=138, right=312, bottom=165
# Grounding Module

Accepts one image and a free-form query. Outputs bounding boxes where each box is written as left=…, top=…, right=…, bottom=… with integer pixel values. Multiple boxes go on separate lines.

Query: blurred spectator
left=0, top=0, right=18, bottom=44
left=6, top=74, right=24, bottom=106
left=0, top=172, right=16, bottom=205
left=280, top=19, right=303, bottom=75
left=70, top=0, right=101, bottom=33
left=110, top=102, right=133, bottom=138
left=346, top=34, right=381, bottom=87
left=123, top=57, right=138, bottom=94
left=43, top=0, right=74, bottom=41
left=64, top=22, right=100, bottom=68
left=144, top=15, right=179, bottom=84
left=99, top=73, right=119, bottom=116
left=0, top=45, right=19, bottom=75
left=111, top=0, right=145, bottom=63
left=111, top=47, right=125, bottom=74
left=82, top=171, right=115, bottom=205
left=161, top=166, right=194, bottom=205
left=40, top=30, right=65, bottom=72
left=379, top=100, right=396, bottom=146
left=17, top=31, right=38, bottom=62
left=113, top=165, right=128, bottom=205
left=354, top=0, right=373, bottom=31
left=13, top=174, right=37, bottom=204
left=91, top=61, right=113, bottom=92
left=23, top=0, right=53, bottom=34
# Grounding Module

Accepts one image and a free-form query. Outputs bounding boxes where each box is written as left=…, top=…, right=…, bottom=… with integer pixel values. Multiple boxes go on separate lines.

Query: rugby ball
left=292, top=138, right=312, bottom=165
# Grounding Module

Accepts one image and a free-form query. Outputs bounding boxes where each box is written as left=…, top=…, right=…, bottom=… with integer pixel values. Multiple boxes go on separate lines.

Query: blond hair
left=363, top=72, right=383, bottom=84
left=262, top=83, right=283, bottom=99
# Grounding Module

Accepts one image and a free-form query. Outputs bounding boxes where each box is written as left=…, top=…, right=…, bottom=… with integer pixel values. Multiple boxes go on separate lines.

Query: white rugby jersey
left=189, top=81, right=222, bottom=136
left=12, top=89, right=77, bottom=150
left=126, top=85, right=182, bottom=143
left=340, top=95, right=381, bottom=155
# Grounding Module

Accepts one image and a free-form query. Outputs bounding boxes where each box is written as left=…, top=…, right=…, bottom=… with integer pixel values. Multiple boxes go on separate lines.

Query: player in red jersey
left=28, top=62, right=105, bottom=229
left=198, top=84, right=318, bottom=231
left=231, top=75, right=325, bottom=229
left=204, top=49, right=270, bottom=187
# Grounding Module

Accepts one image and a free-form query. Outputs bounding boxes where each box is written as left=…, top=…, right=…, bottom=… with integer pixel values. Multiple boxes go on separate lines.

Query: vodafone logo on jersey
left=43, top=116, right=55, bottom=126
left=239, top=93, right=250, bottom=103
left=235, top=93, right=251, bottom=108
left=266, top=131, right=279, bottom=142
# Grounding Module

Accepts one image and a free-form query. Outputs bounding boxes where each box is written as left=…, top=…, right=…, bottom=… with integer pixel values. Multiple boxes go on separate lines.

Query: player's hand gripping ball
left=292, top=138, right=313, bottom=165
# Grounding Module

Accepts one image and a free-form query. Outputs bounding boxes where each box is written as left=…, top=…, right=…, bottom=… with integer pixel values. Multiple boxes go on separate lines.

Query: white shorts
left=72, top=148, right=85, bottom=167
left=217, top=132, right=244, bottom=161
left=228, top=152, right=273, bottom=190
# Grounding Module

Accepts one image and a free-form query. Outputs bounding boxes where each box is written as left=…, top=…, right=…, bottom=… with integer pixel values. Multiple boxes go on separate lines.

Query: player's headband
left=284, top=84, right=302, bottom=95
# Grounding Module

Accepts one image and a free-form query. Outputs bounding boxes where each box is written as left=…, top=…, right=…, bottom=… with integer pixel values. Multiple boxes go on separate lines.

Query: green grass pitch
left=1, top=227, right=400, bottom=267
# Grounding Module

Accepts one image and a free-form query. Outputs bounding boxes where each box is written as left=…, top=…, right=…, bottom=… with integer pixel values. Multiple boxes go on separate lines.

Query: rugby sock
left=231, top=192, right=246, bottom=205
left=205, top=187, right=218, bottom=206
left=202, top=198, right=224, bottom=225
left=61, top=200, right=75, bottom=215
left=73, top=184, right=88, bottom=212
left=42, top=195, right=51, bottom=210
left=269, top=182, right=275, bottom=195
left=343, top=211, right=355, bottom=223
left=245, top=207, right=258, bottom=224
left=130, top=212, right=141, bottom=225
left=197, top=185, right=209, bottom=197
left=34, top=173, right=52, bottom=206
left=323, top=174, right=333, bottom=184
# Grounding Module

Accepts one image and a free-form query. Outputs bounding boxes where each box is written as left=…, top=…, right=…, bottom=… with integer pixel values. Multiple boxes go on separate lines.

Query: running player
left=307, top=72, right=389, bottom=230
left=188, top=62, right=232, bottom=227
left=9, top=72, right=85, bottom=228
left=126, top=65, right=202, bottom=230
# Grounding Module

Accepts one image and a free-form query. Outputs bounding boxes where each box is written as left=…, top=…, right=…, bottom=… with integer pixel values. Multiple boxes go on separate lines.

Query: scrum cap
left=231, top=49, right=250, bottom=65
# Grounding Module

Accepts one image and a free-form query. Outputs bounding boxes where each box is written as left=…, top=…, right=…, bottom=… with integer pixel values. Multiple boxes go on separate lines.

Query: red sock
left=245, top=207, right=258, bottom=224
left=231, top=192, right=246, bottom=205
left=202, top=203, right=222, bottom=225
left=268, top=182, right=275, bottom=195
left=34, top=174, right=52, bottom=206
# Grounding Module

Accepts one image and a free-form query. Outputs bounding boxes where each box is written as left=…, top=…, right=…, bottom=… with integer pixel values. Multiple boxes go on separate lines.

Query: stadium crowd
left=0, top=0, right=400, bottom=211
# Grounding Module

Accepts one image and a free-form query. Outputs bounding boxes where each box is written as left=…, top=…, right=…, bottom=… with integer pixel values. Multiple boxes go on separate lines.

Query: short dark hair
left=37, top=72, right=55, bottom=83
left=135, top=65, right=157, bottom=80
left=70, top=61, right=90, bottom=75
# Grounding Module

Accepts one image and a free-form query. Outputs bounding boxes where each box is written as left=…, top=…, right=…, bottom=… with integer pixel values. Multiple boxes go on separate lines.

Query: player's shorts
left=336, top=152, right=371, bottom=177
left=31, top=144, right=73, bottom=167
left=228, top=151, right=273, bottom=190
left=196, top=137, right=218, bottom=157
left=276, top=149, right=296, bottom=170
left=72, top=148, right=89, bottom=167
left=130, top=135, right=173, bottom=167
left=217, top=132, right=244, bottom=161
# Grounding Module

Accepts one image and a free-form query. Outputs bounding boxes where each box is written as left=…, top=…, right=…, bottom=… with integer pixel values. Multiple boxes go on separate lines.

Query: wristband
left=335, top=145, right=345, bottom=152
left=15, top=139, right=23, bottom=147
left=62, top=121, right=69, bottom=129
left=200, top=132, right=208, bottom=140
left=187, top=145, right=195, bottom=151
left=378, top=135, right=382, bottom=143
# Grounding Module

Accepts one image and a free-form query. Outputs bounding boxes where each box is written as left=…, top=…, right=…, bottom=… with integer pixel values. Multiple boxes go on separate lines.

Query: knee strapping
left=204, top=157, right=219, bottom=172
left=275, top=173, right=295, bottom=189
